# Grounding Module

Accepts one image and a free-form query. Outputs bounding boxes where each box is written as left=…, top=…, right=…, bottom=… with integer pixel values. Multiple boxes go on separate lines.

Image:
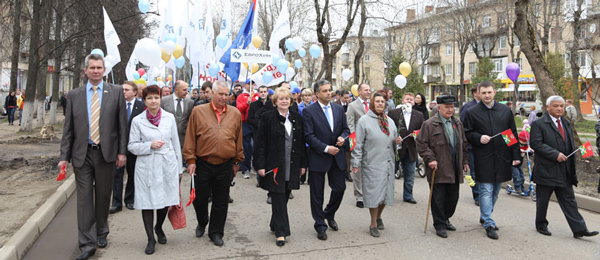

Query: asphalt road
left=25, top=173, right=600, bottom=259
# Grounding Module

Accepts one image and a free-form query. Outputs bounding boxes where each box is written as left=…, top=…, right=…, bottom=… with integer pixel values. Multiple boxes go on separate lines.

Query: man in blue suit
left=303, top=80, right=350, bottom=241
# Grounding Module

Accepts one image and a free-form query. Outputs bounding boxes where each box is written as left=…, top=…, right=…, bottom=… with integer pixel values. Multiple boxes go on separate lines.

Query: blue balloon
left=262, top=71, right=274, bottom=84
left=216, top=34, right=228, bottom=49
left=309, top=45, right=321, bottom=59
left=91, top=48, right=104, bottom=56
left=208, top=63, right=220, bottom=77
left=165, top=33, right=177, bottom=44
left=138, top=0, right=150, bottom=14
left=298, top=48, right=306, bottom=58
left=141, top=74, right=148, bottom=80
left=133, top=71, right=141, bottom=80
left=285, top=39, right=296, bottom=52
left=294, top=59, right=302, bottom=69
left=290, top=81, right=299, bottom=90
left=175, top=56, right=185, bottom=68
left=277, top=59, right=289, bottom=74
left=272, top=55, right=281, bottom=66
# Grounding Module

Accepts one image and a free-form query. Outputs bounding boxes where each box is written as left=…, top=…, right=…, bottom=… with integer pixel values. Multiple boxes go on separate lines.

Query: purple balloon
left=506, top=62, right=520, bottom=83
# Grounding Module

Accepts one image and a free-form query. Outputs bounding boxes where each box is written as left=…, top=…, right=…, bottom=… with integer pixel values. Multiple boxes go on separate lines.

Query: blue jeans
left=468, top=149, right=480, bottom=202
left=18, top=109, right=23, bottom=124
left=6, top=107, right=15, bottom=124
left=241, top=122, right=253, bottom=173
left=479, top=182, right=501, bottom=229
left=399, top=153, right=416, bottom=200
left=511, top=164, right=525, bottom=192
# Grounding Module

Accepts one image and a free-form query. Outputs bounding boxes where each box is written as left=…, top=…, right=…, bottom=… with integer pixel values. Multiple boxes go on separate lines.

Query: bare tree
left=21, top=0, right=44, bottom=132
left=353, top=0, right=366, bottom=84
left=568, top=0, right=585, bottom=122
left=9, top=0, right=22, bottom=93
left=49, top=0, right=64, bottom=125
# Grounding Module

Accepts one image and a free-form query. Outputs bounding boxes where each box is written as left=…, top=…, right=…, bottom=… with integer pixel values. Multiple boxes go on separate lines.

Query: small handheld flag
left=186, top=177, right=196, bottom=207
left=348, top=132, right=357, bottom=151
left=580, top=141, right=594, bottom=158
left=57, top=164, right=67, bottom=181
left=412, top=130, right=420, bottom=138
left=272, top=167, right=279, bottom=185
left=500, top=129, right=518, bottom=146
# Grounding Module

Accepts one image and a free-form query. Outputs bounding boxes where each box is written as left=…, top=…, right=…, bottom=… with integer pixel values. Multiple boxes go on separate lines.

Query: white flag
left=215, top=0, right=232, bottom=62
left=125, top=51, right=138, bottom=82
left=103, top=7, right=121, bottom=74
left=203, top=0, right=215, bottom=65
left=268, top=1, right=290, bottom=57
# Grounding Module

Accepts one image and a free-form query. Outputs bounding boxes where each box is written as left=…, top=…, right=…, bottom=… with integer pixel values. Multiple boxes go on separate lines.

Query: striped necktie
left=90, top=86, right=100, bottom=144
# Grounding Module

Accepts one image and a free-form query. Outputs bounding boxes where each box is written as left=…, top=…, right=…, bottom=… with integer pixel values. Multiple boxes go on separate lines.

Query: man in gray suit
left=58, top=54, right=127, bottom=260
left=346, top=83, right=371, bottom=208
left=161, top=80, right=194, bottom=151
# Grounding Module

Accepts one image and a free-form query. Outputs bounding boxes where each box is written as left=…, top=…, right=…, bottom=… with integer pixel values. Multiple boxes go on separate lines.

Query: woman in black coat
left=413, top=93, right=429, bottom=120
left=4, top=91, right=17, bottom=125
left=253, top=87, right=307, bottom=246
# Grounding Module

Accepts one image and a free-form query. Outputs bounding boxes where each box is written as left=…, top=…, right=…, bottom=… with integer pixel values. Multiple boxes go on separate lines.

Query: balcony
left=588, top=5, right=600, bottom=19
left=427, top=56, right=441, bottom=64
left=427, top=75, right=441, bottom=83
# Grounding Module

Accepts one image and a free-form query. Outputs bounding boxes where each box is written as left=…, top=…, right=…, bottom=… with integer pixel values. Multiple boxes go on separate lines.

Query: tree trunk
left=513, top=0, right=557, bottom=105
left=72, top=38, right=85, bottom=89
left=50, top=0, right=64, bottom=125
left=570, top=0, right=585, bottom=122
left=9, top=0, right=22, bottom=93
left=353, top=0, right=366, bottom=85
left=35, top=0, right=53, bottom=129
left=21, top=0, right=44, bottom=132
left=459, top=52, right=466, bottom=108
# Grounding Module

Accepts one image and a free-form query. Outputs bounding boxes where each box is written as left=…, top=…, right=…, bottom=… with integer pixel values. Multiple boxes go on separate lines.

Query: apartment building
left=328, top=35, right=387, bottom=91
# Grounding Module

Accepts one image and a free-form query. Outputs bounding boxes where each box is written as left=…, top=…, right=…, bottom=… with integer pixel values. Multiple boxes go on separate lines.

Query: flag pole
left=566, top=148, right=581, bottom=158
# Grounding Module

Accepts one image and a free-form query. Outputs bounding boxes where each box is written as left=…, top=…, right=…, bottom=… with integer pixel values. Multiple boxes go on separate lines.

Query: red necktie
left=364, top=101, right=368, bottom=113
left=557, top=119, right=565, bottom=141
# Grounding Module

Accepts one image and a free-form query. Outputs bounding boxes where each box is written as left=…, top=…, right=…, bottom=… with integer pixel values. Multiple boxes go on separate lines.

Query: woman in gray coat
left=128, top=85, right=181, bottom=255
left=351, top=92, right=401, bottom=237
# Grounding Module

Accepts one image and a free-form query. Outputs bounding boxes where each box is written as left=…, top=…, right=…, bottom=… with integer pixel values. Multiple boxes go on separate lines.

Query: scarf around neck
left=375, top=111, right=389, bottom=136
left=146, top=108, right=162, bottom=127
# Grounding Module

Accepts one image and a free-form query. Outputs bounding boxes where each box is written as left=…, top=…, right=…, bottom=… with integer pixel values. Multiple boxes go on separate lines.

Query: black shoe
left=436, top=229, right=448, bottom=238
left=155, top=228, right=167, bottom=244
left=109, top=206, right=122, bottom=214
left=327, top=219, right=339, bottom=231
left=485, top=227, right=498, bottom=240
left=145, top=240, right=156, bottom=255
left=126, top=203, right=134, bottom=210
left=97, top=237, right=107, bottom=248
left=289, top=192, right=294, bottom=199
left=356, top=201, right=364, bottom=208
left=479, top=219, right=499, bottom=230
left=195, top=225, right=205, bottom=237
left=317, top=230, right=327, bottom=240
left=76, top=249, right=96, bottom=260
left=210, top=235, right=224, bottom=246
left=573, top=230, right=599, bottom=238
left=537, top=227, right=552, bottom=236
left=228, top=196, right=234, bottom=203
left=403, top=198, right=417, bottom=204
left=446, top=221, right=456, bottom=231
left=276, top=237, right=286, bottom=246
left=267, top=196, right=272, bottom=204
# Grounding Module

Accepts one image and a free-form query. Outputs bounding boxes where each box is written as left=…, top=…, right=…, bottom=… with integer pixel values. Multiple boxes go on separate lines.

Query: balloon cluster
left=133, top=68, right=148, bottom=85
left=260, top=36, right=321, bottom=84
left=395, top=62, right=411, bottom=89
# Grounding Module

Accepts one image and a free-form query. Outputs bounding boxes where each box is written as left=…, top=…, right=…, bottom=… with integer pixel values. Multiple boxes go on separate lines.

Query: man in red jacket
left=236, top=79, right=259, bottom=178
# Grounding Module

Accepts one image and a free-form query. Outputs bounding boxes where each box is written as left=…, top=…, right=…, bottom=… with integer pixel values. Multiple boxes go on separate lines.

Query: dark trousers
left=73, top=147, right=114, bottom=251
left=430, top=182, right=460, bottom=230
left=269, top=183, right=292, bottom=237
left=468, top=149, right=480, bottom=201
left=241, top=122, right=253, bottom=172
left=111, top=155, right=136, bottom=208
left=309, top=160, right=346, bottom=232
left=192, top=158, right=232, bottom=238
left=535, top=184, right=587, bottom=233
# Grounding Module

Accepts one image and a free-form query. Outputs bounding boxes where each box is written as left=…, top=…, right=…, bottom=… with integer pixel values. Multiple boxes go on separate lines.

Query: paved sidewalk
left=25, top=173, right=600, bottom=259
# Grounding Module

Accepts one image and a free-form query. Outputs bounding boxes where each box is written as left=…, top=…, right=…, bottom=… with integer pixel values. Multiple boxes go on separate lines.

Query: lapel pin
left=104, top=90, right=108, bottom=94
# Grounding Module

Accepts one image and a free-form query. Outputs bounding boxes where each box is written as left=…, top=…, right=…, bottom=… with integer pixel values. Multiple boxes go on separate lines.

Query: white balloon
left=292, top=36, right=304, bottom=50
left=104, top=55, right=117, bottom=65
left=285, top=67, right=295, bottom=78
left=103, top=60, right=113, bottom=76
left=394, top=75, right=407, bottom=89
left=134, top=38, right=162, bottom=67
left=341, top=69, right=352, bottom=81
left=163, top=41, right=176, bottom=55
left=156, top=80, right=166, bottom=87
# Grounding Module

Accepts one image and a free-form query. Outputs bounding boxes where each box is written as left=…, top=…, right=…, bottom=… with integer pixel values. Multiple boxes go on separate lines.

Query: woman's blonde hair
left=272, top=87, right=293, bottom=106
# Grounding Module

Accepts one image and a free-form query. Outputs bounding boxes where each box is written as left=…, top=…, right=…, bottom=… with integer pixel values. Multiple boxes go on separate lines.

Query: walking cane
left=424, top=169, right=437, bottom=234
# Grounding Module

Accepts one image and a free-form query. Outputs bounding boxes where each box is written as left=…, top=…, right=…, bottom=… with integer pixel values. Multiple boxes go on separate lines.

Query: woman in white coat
left=128, top=85, right=181, bottom=255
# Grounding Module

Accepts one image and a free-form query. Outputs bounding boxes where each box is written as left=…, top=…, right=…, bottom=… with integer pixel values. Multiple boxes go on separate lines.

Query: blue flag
left=219, top=0, right=256, bottom=83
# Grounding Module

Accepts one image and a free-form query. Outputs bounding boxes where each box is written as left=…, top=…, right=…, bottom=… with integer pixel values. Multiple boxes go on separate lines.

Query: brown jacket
left=416, top=114, right=468, bottom=184
left=183, top=103, right=244, bottom=165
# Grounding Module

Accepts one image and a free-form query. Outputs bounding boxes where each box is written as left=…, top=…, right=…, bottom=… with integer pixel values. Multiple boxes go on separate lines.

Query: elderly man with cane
left=417, top=95, right=469, bottom=238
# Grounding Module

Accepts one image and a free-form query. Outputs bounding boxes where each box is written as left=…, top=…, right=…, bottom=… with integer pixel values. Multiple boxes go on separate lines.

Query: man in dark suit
left=161, top=80, right=194, bottom=151
left=303, top=79, right=350, bottom=241
left=334, top=89, right=350, bottom=112
left=388, top=92, right=424, bottom=204
left=110, top=81, right=146, bottom=213
left=58, top=54, right=128, bottom=260
left=248, top=85, right=273, bottom=193
left=459, top=84, right=481, bottom=206
left=530, top=95, right=598, bottom=238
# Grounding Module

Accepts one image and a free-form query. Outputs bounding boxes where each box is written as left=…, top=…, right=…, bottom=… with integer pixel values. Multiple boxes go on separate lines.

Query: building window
left=551, top=27, right=563, bottom=42
left=499, top=36, right=506, bottom=49
left=431, top=46, right=440, bottom=57
left=469, top=44, right=474, bottom=53
left=493, top=58, right=504, bottom=72
left=534, top=4, right=541, bottom=17
left=514, top=34, right=521, bottom=46
left=364, top=54, right=371, bottom=62
left=498, top=14, right=507, bottom=25
left=446, top=24, right=452, bottom=35
left=516, top=58, right=523, bottom=70
left=398, top=35, right=402, bottom=43
left=483, top=15, right=491, bottom=28
left=445, top=64, right=453, bottom=75
left=432, top=65, right=440, bottom=76
left=407, top=32, right=411, bottom=42
left=469, top=62, right=476, bottom=74
left=579, top=26, right=587, bottom=38
left=446, top=44, right=452, bottom=55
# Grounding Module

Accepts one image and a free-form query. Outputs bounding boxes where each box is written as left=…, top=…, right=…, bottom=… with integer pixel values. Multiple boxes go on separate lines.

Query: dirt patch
left=574, top=157, right=600, bottom=198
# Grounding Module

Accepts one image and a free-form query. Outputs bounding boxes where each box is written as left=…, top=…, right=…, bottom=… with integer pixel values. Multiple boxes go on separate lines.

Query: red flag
left=272, top=167, right=279, bottom=185
left=186, top=177, right=196, bottom=207
left=57, top=164, right=66, bottom=181
left=580, top=141, right=594, bottom=158
left=412, top=130, right=420, bottom=137
left=348, top=132, right=357, bottom=151
left=501, top=129, right=518, bottom=146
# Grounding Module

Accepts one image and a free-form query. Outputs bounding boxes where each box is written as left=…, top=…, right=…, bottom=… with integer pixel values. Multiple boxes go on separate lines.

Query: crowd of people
left=57, top=54, right=598, bottom=260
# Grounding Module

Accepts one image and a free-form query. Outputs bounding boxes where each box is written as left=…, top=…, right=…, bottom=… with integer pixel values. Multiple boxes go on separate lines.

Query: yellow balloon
left=173, top=44, right=184, bottom=59
left=251, top=63, right=259, bottom=73
left=167, top=75, right=173, bottom=81
left=351, top=84, right=359, bottom=97
left=242, top=63, right=248, bottom=69
left=156, top=77, right=163, bottom=82
left=252, top=36, right=263, bottom=48
left=161, top=49, right=171, bottom=63
left=399, top=62, right=411, bottom=77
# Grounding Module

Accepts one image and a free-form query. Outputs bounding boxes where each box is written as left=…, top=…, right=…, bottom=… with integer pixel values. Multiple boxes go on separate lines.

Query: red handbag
left=168, top=189, right=186, bottom=230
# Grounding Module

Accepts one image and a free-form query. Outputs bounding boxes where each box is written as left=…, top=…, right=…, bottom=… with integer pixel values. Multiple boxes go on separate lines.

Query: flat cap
left=436, top=95, right=456, bottom=105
